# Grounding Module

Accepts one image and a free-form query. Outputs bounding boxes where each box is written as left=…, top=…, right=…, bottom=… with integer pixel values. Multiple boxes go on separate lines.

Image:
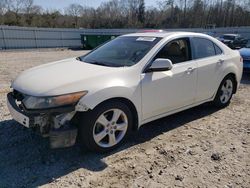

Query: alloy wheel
left=220, top=79, right=233, bottom=104
left=93, top=108, right=128, bottom=148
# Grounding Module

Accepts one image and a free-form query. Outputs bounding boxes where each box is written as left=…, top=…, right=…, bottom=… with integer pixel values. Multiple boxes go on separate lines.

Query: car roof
left=123, top=31, right=209, bottom=38
left=223, top=34, right=239, bottom=37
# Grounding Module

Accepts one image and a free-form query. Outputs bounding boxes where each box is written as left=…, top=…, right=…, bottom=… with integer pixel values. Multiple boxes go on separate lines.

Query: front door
left=141, top=38, right=197, bottom=121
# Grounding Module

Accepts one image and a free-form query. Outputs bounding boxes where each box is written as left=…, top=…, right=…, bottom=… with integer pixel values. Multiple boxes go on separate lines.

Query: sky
left=34, top=0, right=158, bottom=11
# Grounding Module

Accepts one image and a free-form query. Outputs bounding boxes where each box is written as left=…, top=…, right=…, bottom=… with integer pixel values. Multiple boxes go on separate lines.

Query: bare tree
left=10, top=0, right=23, bottom=24
left=23, top=0, right=33, bottom=14
left=65, top=4, right=83, bottom=28
left=0, top=0, right=6, bottom=14
left=0, top=0, right=6, bottom=24
left=121, top=0, right=146, bottom=27
left=23, top=0, right=34, bottom=25
left=25, top=5, right=42, bottom=26
left=1, top=0, right=250, bottom=28
left=4, top=0, right=32, bottom=25
left=138, top=0, right=145, bottom=24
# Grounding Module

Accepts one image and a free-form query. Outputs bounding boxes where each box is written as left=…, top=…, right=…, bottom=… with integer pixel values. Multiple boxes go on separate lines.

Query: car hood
left=12, top=58, right=127, bottom=96
left=239, top=48, right=250, bottom=57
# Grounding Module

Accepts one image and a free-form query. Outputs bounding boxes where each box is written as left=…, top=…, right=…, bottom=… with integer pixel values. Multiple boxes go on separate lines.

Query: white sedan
left=7, top=31, right=243, bottom=152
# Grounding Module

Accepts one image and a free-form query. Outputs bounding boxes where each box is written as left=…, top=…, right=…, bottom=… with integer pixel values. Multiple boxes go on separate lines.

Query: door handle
left=217, top=59, right=224, bottom=65
left=186, top=67, right=196, bottom=74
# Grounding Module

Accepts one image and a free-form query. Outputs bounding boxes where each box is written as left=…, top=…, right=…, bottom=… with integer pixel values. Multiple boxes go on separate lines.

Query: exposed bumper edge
left=8, top=92, right=78, bottom=149
left=7, top=93, right=35, bottom=127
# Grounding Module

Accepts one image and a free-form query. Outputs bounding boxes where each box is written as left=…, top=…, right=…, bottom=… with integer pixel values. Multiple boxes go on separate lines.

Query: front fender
left=75, top=85, right=141, bottom=117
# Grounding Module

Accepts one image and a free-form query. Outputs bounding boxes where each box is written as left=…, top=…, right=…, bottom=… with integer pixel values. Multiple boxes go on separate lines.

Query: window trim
left=190, top=36, right=224, bottom=61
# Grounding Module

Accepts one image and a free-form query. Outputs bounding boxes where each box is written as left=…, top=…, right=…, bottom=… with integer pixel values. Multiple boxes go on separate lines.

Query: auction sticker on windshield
left=136, top=37, right=156, bottom=42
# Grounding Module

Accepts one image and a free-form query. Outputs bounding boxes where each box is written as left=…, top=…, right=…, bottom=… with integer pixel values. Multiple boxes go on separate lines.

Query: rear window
left=223, top=35, right=236, bottom=40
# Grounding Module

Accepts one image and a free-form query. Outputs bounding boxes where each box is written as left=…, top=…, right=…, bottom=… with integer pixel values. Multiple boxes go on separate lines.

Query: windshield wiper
left=76, top=57, right=82, bottom=61
left=86, top=60, right=123, bottom=67
left=88, top=61, right=110, bottom=66
left=78, top=58, right=124, bottom=67
left=76, top=57, right=108, bottom=66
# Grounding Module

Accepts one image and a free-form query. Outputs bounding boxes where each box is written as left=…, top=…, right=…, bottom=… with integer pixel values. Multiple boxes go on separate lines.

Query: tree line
left=0, top=0, right=250, bottom=29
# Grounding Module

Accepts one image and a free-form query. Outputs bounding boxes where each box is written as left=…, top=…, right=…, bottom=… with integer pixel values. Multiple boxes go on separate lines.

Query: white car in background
left=7, top=31, right=243, bottom=152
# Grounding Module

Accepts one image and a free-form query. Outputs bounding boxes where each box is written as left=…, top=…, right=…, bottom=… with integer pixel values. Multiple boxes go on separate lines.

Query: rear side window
left=214, top=44, right=223, bottom=55
left=192, top=38, right=216, bottom=59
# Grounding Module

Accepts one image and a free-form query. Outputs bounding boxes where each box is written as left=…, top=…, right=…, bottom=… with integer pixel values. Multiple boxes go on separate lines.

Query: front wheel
left=78, top=101, right=133, bottom=153
left=213, top=75, right=236, bottom=108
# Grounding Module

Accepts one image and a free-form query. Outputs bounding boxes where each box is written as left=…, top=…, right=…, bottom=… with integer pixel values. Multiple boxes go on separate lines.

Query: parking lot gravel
left=0, top=49, right=249, bottom=188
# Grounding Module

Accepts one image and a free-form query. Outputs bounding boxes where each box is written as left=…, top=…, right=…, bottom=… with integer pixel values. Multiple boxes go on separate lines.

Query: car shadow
left=0, top=103, right=220, bottom=187
left=68, top=47, right=86, bottom=51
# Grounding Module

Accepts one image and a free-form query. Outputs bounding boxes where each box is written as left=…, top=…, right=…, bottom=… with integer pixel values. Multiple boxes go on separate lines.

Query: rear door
left=191, top=37, right=224, bottom=102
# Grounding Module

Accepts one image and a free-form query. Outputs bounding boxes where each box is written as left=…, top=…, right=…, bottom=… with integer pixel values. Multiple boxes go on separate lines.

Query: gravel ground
left=0, top=49, right=249, bottom=188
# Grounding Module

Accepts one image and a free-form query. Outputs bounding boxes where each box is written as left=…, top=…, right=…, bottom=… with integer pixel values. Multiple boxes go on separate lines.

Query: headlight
left=22, top=91, right=88, bottom=109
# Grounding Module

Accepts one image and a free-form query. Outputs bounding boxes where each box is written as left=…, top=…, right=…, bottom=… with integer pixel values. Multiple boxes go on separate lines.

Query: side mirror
left=145, top=58, right=173, bottom=73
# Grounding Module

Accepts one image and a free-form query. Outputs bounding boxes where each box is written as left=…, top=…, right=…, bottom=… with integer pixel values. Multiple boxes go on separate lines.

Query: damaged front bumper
left=7, top=92, right=78, bottom=148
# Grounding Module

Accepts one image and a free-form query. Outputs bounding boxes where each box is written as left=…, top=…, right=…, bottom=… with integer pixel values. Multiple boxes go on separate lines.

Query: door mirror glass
left=145, top=58, right=173, bottom=73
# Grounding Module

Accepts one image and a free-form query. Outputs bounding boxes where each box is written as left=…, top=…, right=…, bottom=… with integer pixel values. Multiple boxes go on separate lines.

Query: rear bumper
left=7, top=92, right=78, bottom=148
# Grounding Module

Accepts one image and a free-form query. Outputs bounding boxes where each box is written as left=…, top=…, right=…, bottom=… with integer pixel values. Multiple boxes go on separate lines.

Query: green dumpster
left=81, top=34, right=119, bottom=49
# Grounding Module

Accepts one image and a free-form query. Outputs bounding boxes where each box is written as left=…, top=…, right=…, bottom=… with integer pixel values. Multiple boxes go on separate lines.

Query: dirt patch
left=0, top=49, right=249, bottom=187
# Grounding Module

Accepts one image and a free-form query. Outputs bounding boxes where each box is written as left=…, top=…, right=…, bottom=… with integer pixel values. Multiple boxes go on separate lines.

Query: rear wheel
left=78, top=101, right=133, bottom=153
left=213, top=75, right=235, bottom=108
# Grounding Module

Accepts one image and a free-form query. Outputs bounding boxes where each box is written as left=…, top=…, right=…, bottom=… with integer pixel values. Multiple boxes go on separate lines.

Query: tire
left=78, top=101, right=133, bottom=153
left=213, top=75, right=236, bottom=108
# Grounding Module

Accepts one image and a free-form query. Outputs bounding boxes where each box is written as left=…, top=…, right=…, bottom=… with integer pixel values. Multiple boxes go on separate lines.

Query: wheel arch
left=75, top=97, right=139, bottom=131
left=220, top=60, right=242, bottom=94
left=222, top=72, right=238, bottom=94
left=95, top=97, right=139, bottom=131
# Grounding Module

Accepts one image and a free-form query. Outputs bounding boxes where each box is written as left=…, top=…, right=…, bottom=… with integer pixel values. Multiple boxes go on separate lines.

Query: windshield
left=78, top=36, right=161, bottom=67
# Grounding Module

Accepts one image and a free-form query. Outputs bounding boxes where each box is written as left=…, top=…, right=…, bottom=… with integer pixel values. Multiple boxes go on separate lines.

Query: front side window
left=154, top=38, right=191, bottom=64
left=78, top=36, right=161, bottom=67
left=192, top=38, right=217, bottom=59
